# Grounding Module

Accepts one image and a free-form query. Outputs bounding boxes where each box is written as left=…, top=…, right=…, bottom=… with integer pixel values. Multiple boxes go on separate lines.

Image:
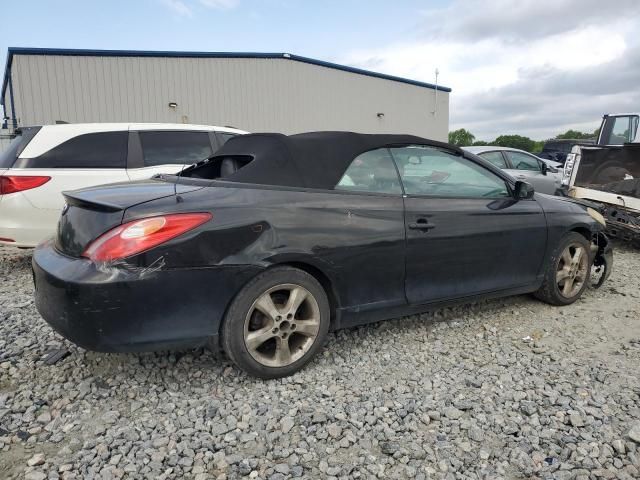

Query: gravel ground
left=1, top=244, right=639, bottom=480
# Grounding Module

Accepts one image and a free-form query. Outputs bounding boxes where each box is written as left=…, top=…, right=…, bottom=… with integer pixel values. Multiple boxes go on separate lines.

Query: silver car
left=463, top=146, right=562, bottom=195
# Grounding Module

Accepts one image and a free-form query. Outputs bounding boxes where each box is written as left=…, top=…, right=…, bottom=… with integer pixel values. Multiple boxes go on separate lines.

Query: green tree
left=448, top=128, right=476, bottom=146
left=471, top=140, right=489, bottom=146
left=555, top=129, right=596, bottom=140
left=493, top=135, right=536, bottom=152
left=532, top=140, right=545, bottom=153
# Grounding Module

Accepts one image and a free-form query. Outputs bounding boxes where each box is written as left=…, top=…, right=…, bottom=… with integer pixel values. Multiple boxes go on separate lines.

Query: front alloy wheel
left=534, top=232, right=592, bottom=306
left=555, top=242, right=589, bottom=298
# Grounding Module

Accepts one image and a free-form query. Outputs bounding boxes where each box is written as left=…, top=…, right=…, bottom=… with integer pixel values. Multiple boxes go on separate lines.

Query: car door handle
left=408, top=219, right=436, bottom=231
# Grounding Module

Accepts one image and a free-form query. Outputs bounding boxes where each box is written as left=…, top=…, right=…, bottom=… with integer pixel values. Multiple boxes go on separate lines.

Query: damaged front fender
left=601, top=204, right=640, bottom=246
left=590, top=232, right=613, bottom=289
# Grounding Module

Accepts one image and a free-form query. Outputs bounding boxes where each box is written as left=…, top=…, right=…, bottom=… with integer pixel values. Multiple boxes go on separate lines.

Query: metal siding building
left=2, top=48, right=450, bottom=141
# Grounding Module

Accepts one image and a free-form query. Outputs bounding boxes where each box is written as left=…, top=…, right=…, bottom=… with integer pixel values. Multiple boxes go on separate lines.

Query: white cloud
left=162, top=0, right=193, bottom=17
left=341, top=0, right=640, bottom=140
left=419, top=0, right=640, bottom=43
left=199, top=0, right=239, bottom=9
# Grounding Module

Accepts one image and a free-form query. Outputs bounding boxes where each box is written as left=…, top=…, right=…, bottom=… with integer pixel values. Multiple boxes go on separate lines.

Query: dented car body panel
left=560, top=112, right=640, bottom=245
left=33, top=176, right=610, bottom=353
left=564, top=144, right=640, bottom=245
left=33, top=132, right=613, bottom=353
left=33, top=243, right=260, bottom=351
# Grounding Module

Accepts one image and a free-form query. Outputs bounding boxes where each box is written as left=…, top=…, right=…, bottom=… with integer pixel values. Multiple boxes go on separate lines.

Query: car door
left=126, top=129, right=216, bottom=181
left=332, top=148, right=407, bottom=313
left=503, top=150, right=558, bottom=194
left=390, top=145, right=547, bottom=305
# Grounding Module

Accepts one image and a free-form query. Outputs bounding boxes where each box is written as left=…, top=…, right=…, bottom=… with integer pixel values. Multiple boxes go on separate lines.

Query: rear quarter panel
left=0, top=168, right=129, bottom=246
left=122, top=183, right=407, bottom=313
left=0, top=191, right=58, bottom=246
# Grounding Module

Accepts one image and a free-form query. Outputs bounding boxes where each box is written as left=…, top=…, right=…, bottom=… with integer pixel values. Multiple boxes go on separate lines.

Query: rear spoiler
left=63, top=192, right=123, bottom=213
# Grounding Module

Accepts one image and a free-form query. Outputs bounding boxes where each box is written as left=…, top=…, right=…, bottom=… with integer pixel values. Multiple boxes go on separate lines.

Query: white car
left=462, top=146, right=563, bottom=195
left=0, top=123, right=246, bottom=247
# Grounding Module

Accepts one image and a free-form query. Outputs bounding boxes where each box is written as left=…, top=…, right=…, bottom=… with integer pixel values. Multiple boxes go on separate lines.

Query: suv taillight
left=0, top=176, right=51, bottom=194
left=82, top=213, right=212, bottom=262
left=562, top=154, right=576, bottom=186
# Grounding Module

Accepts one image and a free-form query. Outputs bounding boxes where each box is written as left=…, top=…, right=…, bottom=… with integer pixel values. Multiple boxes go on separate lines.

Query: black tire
left=592, top=164, right=630, bottom=184
left=534, top=232, right=591, bottom=306
left=221, top=266, right=330, bottom=379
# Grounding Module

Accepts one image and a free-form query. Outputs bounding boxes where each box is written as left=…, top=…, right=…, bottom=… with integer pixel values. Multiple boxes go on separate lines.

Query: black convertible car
left=33, top=132, right=612, bottom=378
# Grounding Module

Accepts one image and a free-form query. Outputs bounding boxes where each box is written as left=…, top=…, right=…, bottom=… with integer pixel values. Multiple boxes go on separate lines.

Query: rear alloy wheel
left=535, top=232, right=592, bottom=306
left=222, top=267, right=330, bottom=378
left=244, top=284, right=321, bottom=367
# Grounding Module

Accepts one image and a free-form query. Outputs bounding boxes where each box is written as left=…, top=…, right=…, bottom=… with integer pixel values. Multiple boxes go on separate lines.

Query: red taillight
left=82, top=213, right=212, bottom=262
left=0, top=176, right=51, bottom=194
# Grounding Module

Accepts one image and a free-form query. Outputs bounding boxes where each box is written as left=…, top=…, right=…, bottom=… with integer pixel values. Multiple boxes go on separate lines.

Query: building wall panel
left=8, top=54, right=449, bottom=141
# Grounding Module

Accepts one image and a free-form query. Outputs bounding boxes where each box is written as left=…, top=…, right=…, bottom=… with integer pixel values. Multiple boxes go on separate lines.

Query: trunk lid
left=56, top=178, right=202, bottom=257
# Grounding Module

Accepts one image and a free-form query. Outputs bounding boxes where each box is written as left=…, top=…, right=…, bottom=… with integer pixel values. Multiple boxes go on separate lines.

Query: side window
left=611, top=116, right=630, bottom=144
left=28, top=132, right=127, bottom=168
left=505, top=151, right=541, bottom=171
left=391, top=146, right=510, bottom=198
left=335, top=148, right=401, bottom=194
left=601, top=116, right=639, bottom=145
left=478, top=151, right=507, bottom=168
left=139, top=131, right=213, bottom=167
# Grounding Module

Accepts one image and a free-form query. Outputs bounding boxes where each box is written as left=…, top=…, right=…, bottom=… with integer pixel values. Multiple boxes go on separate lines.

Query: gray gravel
left=1, top=244, right=640, bottom=480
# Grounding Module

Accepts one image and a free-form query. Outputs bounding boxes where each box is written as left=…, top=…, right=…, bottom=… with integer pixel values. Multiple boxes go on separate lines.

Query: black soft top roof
left=202, top=131, right=455, bottom=189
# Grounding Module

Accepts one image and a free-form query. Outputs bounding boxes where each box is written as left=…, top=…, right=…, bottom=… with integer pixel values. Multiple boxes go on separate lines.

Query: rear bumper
left=33, top=242, right=261, bottom=352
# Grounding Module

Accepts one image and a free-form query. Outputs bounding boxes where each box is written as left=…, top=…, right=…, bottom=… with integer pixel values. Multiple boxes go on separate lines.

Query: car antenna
left=173, top=153, right=212, bottom=202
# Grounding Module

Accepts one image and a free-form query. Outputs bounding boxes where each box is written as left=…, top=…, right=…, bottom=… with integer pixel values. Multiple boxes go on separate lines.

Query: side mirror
left=540, top=162, right=548, bottom=175
left=514, top=180, right=535, bottom=200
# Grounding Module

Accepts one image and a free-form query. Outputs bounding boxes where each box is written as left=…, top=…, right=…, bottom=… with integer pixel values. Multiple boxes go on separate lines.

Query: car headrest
left=220, top=157, right=242, bottom=177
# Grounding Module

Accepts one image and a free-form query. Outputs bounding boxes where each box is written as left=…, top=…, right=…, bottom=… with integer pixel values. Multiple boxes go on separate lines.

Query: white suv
left=0, top=123, right=246, bottom=247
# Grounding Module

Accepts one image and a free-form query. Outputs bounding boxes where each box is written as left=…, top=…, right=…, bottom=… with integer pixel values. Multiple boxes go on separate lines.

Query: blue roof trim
left=1, top=47, right=451, bottom=107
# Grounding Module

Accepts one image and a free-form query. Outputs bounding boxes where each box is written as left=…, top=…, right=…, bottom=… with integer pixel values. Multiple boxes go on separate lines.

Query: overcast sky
left=2, top=0, right=637, bottom=140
